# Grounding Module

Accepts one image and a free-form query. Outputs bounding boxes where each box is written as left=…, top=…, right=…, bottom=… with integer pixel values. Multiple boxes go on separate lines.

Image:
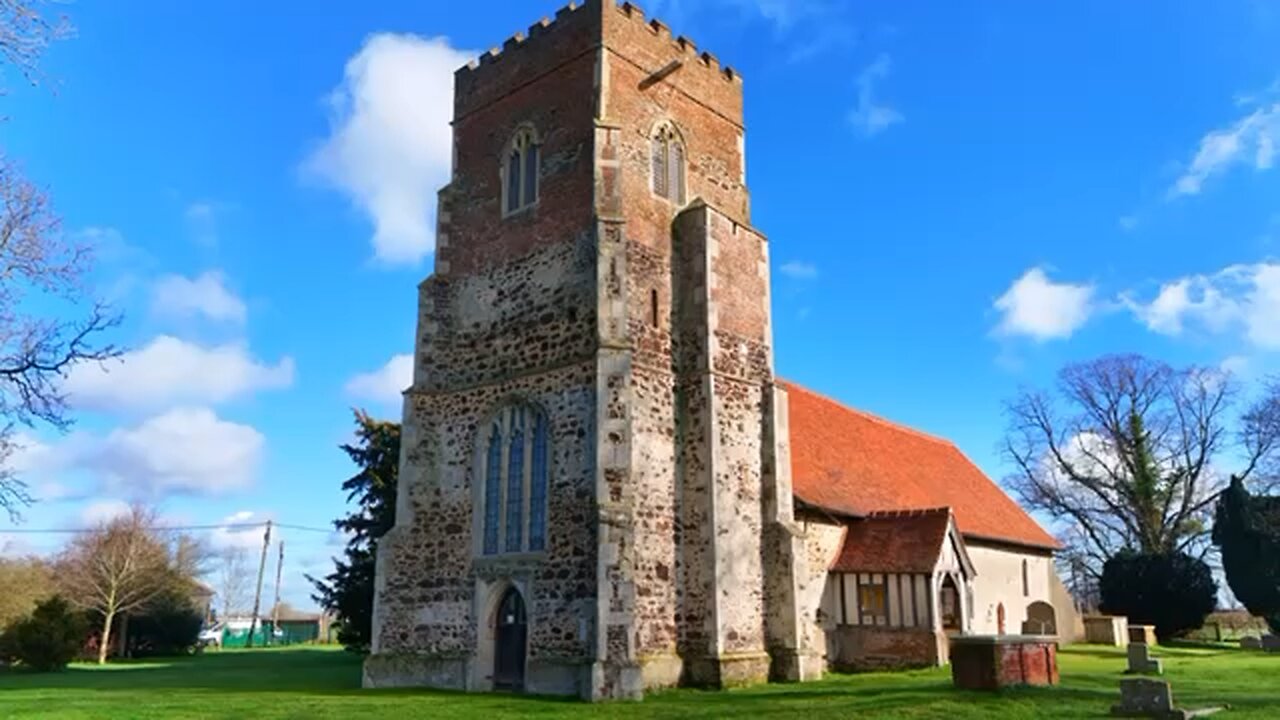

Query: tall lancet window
left=479, top=403, right=551, bottom=556
left=503, top=125, right=540, bottom=216
left=651, top=122, right=686, bottom=206
left=483, top=424, right=503, bottom=555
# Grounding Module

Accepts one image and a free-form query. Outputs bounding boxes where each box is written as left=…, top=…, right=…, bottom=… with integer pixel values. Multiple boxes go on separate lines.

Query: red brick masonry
left=949, top=636, right=1059, bottom=690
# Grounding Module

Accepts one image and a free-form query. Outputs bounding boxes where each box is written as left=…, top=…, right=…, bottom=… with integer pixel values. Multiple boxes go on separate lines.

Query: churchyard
left=1, top=643, right=1277, bottom=719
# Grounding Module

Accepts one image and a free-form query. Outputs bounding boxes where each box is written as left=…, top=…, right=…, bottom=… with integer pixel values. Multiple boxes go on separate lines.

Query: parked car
left=198, top=623, right=223, bottom=648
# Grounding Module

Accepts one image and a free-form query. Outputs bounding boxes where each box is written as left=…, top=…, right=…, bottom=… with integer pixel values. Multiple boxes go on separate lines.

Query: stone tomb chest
left=950, top=635, right=1059, bottom=690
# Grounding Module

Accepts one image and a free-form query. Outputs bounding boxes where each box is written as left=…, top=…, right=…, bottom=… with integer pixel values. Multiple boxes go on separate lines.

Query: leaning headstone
left=1240, top=636, right=1262, bottom=650
left=1263, top=634, right=1280, bottom=653
left=1126, top=643, right=1163, bottom=675
left=1111, top=678, right=1226, bottom=719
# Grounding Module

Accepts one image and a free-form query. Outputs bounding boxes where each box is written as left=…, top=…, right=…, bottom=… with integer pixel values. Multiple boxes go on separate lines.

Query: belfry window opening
left=651, top=122, right=687, bottom=205
left=503, top=126, right=541, bottom=215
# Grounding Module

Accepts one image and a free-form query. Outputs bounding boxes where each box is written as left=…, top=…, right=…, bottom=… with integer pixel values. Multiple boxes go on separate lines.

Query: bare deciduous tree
left=57, top=507, right=170, bottom=664
left=217, top=547, right=254, bottom=618
left=1004, top=354, right=1280, bottom=575
left=1, top=2, right=118, bottom=519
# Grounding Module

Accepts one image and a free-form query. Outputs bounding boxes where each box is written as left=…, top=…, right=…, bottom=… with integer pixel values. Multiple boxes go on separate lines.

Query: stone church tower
left=365, top=0, right=816, bottom=700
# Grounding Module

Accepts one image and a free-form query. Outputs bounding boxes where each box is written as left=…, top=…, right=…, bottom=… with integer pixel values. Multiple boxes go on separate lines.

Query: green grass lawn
left=1, top=644, right=1277, bottom=719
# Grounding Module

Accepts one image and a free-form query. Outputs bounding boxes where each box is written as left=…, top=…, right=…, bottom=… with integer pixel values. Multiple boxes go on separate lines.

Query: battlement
left=453, top=0, right=742, bottom=119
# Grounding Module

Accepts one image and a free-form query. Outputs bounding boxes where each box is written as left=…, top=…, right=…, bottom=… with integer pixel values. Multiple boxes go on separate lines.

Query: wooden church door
left=494, top=587, right=527, bottom=690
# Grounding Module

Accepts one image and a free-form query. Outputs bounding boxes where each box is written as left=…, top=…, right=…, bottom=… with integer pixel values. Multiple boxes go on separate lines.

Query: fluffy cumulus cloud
left=1124, top=262, right=1280, bottom=349
left=848, top=54, right=903, bottom=138
left=993, top=267, right=1095, bottom=341
left=304, top=34, right=474, bottom=265
left=87, top=408, right=265, bottom=497
left=345, top=354, right=413, bottom=407
left=64, top=335, right=294, bottom=413
left=1170, top=101, right=1279, bottom=197
left=151, top=271, right=247, bottom=324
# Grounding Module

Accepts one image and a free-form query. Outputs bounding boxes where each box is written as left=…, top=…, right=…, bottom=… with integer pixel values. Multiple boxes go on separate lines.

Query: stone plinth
left=1263, top=635, right=1280, bottom=653
left=1239, top=636, right=1262, bottom=650
left=950, top=635, right=1059, bottom=691
left=1085, top=616, right=1130, bottom=647
left=1128, top=625, right=1157, bottom=646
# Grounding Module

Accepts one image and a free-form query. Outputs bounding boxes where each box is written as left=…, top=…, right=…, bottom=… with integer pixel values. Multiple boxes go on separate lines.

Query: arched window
left=503, top=126, right=540, bottom=216
left=480, top=404, right=550, bottom=555
left=651, top=122, right=686, bottom=205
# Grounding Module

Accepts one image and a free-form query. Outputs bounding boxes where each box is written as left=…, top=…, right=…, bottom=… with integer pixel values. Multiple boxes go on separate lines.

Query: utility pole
left=246, top=520, right=272, bottom=649
left=270, top=540, right=284, bottom=646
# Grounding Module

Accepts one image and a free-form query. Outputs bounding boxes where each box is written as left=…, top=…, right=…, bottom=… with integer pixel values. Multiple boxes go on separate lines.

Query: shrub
left=0, top=596, right=89, bottom=671
left=124, top=589, right=204, bottom=658
left=1100, top=550, right=1217, bottom=642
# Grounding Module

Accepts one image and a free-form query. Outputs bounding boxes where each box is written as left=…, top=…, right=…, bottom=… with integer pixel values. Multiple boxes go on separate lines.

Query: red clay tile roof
left=831, top=508, right=953, bottom=574
left=783, top=382, right=1061, bottom=551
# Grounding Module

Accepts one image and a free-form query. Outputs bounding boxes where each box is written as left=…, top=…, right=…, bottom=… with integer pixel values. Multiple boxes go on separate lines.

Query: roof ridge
left=780, top=380, right=957, bottom=447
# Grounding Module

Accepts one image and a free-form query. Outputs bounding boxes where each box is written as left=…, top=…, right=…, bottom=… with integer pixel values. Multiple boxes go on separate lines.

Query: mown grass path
left=1, top=644, right=1277, bottom=718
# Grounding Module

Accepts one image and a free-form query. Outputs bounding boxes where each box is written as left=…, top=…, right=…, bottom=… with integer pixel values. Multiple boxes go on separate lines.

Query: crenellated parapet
left=453, top=0, right=743, bottom=123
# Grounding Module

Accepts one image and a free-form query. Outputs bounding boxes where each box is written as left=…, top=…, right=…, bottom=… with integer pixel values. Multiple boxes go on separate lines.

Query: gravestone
left=1240, top=636, right=1262, bottom=650
left=1263, top=634, right=1280, bottom=653
left=1111, top=678, right=1226, bottom=719
left=1126, top=643, right=1163, bottom=675
left=1085, top=615, right=1130, bottom=647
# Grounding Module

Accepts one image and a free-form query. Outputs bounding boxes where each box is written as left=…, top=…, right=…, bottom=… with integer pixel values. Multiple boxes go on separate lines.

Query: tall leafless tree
left=216, top=547, right=254, bottom=618
left=57, top=507, right=171, bottom=664
left=1004, top=354, right=1280, bottom=576
left=1, top=2, right=118, bottom=519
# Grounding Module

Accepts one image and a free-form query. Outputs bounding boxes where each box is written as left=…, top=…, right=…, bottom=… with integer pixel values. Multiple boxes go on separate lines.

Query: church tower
left=365, top=0, right=814, bottom=700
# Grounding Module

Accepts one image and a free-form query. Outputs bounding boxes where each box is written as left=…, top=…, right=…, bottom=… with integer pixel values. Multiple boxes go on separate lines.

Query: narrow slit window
left=650, top=289, right=660, bottom=328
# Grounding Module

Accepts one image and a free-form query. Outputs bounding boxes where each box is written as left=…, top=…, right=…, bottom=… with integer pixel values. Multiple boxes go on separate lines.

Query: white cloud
left=210, top=510, right=273, bottom=553
left=778, top=261, right=818, bottom=280
left=64, top=335, right=294, bottom=413
left=848, top=54, right=903, bottom=138
left=1169, top=101, right=1280, bottom=197
left=304, top=34, right=473, bottom=265
left=993, top=267, right=1095, bottom=341
left=345, top=354, right=413, bottom=407
left=151, top=271, right=247, bottom=325
left=88, top=407, right=265, bottom=497
left=80, top=499, right=132, bottom=527
left=1125, top=262, right=1280, bottom=349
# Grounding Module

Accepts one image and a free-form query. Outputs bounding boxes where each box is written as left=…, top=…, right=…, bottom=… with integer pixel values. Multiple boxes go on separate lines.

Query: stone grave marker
left=1125, top=643, right=1163, bottom=675
left=1263, top=634, right=1280, bottom=653
left=1110, top=678, right=1226, bottom=719
left=1240, top=636, right=1262, bottom=650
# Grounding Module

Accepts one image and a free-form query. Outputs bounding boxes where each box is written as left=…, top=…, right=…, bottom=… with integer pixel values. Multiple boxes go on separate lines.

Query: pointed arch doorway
left=493, top=587, right=527, bottom=691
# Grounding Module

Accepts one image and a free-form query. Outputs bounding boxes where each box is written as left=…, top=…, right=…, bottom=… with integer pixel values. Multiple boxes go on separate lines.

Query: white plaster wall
left=965, top=542, right=1055, bottom=635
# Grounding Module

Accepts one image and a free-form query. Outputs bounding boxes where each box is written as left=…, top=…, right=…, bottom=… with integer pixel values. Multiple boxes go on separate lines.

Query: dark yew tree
left=1099, top=550, right=1217, bottom=641
left=308, top=410, right=399, bottom=652
left=1003, top=354, right=1280, bottom=575
left=1214, top=476, right=1280, bottom=632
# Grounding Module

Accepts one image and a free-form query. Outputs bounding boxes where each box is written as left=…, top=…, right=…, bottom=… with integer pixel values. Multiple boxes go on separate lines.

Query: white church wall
left=965, top=542, right=1055, bottom=636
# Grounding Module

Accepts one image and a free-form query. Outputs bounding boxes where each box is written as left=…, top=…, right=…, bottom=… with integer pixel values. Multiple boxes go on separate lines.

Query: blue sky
left=3, top=0, right=1279, bottom=608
